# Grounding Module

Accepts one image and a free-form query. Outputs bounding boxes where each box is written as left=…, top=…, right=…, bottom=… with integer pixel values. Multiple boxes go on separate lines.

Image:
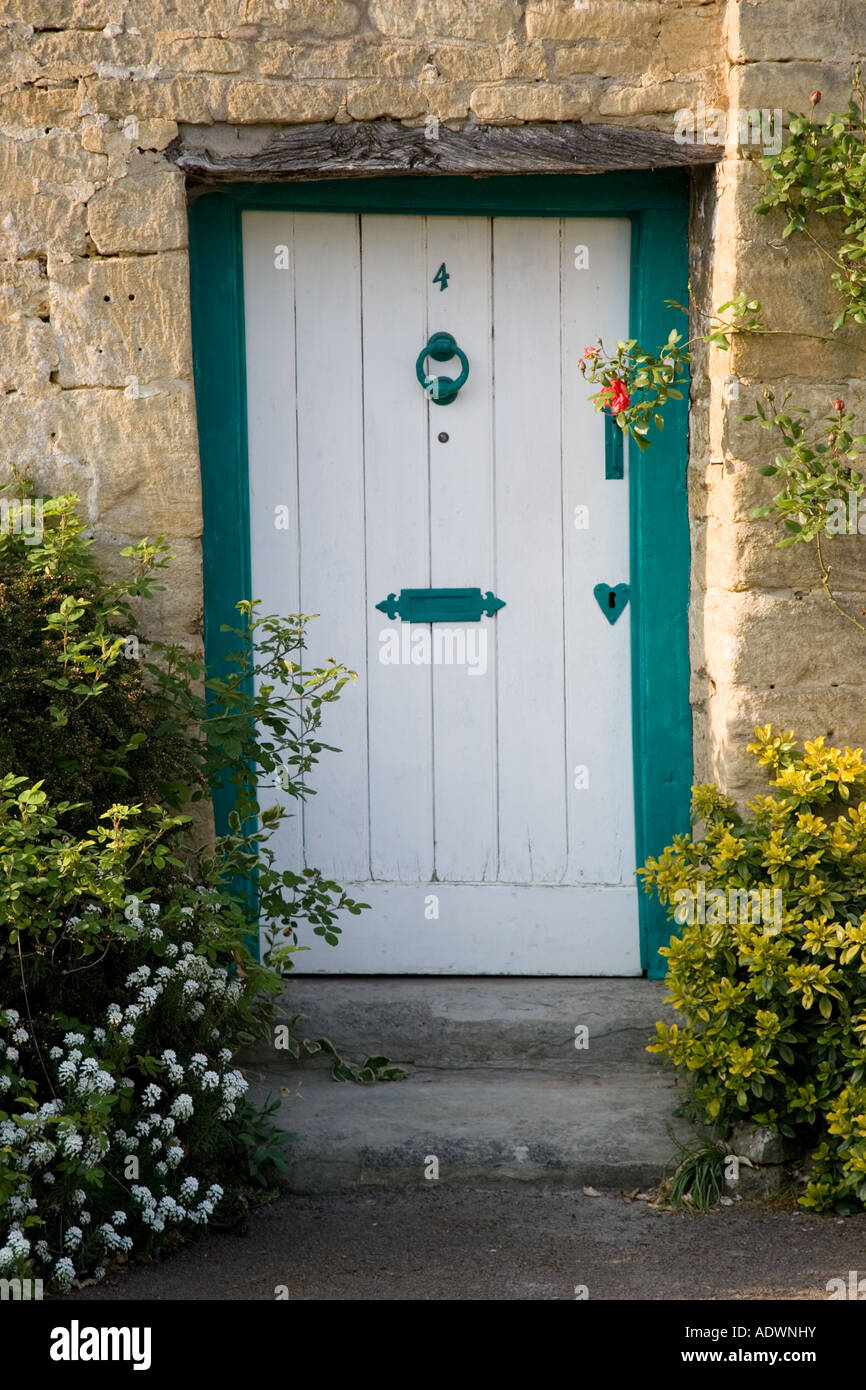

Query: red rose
left=602, top=378, right=631, bottom=414
left=810, top=90, right=821, bottom=105
left=584, top=346, right=599, bottom=359
left=834, top=397, right=845, bottom=412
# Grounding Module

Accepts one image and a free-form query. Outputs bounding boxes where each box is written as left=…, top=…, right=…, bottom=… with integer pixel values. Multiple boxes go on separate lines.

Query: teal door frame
left=188, top=170, right=692, bottom=978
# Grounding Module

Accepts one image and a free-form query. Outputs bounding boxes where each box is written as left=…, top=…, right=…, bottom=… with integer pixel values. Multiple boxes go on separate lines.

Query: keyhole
left=608, top=592, right=616, bottom=609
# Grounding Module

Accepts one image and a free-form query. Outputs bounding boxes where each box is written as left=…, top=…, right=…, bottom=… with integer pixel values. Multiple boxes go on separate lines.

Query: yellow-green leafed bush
left=642, top=726, right=866, bottom=1213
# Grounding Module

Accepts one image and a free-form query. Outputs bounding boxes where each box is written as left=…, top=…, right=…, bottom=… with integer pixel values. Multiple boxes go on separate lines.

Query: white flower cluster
left=131, top=1182, right=224, bottom=1231
left=0, top=1011, right=25, bottom=1083
left=106, top=946, right=243, bottom=1036
left=57, top=1051, right=114, bottom=1098
left=98, top=1222, right=133, bottom=1253
left=0, top=1224, right=31, bottom=1270
left=0, top=916, right=252, bottom=1294
left=122, top=895, right=166, bottom=944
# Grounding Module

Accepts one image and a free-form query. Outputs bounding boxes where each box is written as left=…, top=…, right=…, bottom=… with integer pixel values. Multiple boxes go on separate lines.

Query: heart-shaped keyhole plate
left=593, top=583, right=630, bottom=625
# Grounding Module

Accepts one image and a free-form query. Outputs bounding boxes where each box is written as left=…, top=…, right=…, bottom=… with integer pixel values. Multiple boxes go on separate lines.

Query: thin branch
left=816, top=530, right=866, bottom=632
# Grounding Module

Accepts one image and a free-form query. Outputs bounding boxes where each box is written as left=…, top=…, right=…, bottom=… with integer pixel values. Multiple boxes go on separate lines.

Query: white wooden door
left=243, top=211, right=638, bottom=974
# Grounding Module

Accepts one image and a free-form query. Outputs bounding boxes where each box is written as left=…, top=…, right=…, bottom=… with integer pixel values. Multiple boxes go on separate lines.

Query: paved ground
left=66, top=1189, right=866, bottom=1301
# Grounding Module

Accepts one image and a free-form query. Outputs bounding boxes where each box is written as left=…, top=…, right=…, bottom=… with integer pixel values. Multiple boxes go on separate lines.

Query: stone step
left=246, top=1063, right=690, bottom=1193
left=247, top=977, right=674, bottom=1072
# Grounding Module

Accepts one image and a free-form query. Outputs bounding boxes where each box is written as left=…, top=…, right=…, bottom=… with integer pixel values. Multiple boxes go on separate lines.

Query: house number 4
left=432, top=262, right=450, bottom=291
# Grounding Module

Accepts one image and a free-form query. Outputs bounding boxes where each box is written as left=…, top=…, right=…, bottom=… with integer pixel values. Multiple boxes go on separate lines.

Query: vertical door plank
left=292, top=213, right=370, bottom=881
left=362, top=214, right=435, bottom=881
left=561, top=218, right=635, bottom=884
left=242, top=211, right=302, bottom=878
left=426, top=218, right=498, bottom=882
left=493, top=218, right=568, bottom=883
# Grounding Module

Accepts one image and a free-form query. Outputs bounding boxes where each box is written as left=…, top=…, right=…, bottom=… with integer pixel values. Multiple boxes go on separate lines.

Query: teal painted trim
left=628, top=207, right=693, bottom=979
left=189, top=171, right=693, bottom=976
left=190, top=169, right=686, bottom=217
left=188, top=194, right=258, bottom=938
left=604, top=412, right=624, bottom=479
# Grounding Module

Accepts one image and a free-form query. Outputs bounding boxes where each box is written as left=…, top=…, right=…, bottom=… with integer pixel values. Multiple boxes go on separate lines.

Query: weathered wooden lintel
left=170, top=120, right=723, bottom=183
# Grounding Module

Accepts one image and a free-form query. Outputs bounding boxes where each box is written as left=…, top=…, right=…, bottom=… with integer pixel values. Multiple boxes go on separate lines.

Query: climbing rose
left=583, top=345, right=599, bottom=358
left=602, top=379, right=631, bottom=415
left=834, top=398, right=845, bottom=412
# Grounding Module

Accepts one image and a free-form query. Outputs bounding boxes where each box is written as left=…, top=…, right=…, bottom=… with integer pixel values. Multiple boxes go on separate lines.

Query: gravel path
left=65, top=1189, right=866, bottom=1301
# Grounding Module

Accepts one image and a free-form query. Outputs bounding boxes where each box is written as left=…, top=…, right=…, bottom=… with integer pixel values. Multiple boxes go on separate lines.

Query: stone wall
left=694, top=3, right=866, bottom=801
left=0, top=0, right=864, bottom=805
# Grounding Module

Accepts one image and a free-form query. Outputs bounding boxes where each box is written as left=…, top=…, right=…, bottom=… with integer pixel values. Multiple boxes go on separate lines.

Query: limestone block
left=0, top=130, right=106, bottom=186
left=0, top=389, right=93, bottom=501
left=732, top=333, right=860, bottom=384
left=499, top=35, right=547, bottom=80
left=597, top=80, right=702, bottom=117
left=701, top=457, right=790, bottom=526
left=0, top=189, right=88, bottom=258
left=659, top=5, right=724, bottom=73
left=241, top=0, right=361, bottom=36
left=156, top=37, right=248, bottom=74
left=470, top=80, right=594, bottom=122
left=52, top=385, right=202, bottom=537
left=552, top=42, right=653, bottom=80
left=85, top=76, right=219, bottom=123
left=699, top=680, right=866, bottom=807
left=346, top=81, right=426, bottom=119
left=219, top=79, right=341, bottom=123
left=432, top=44, right=501, bottom=81
left=694, top=516, right=866, bottom=595
left=720, top=380, right=866, bottom=474
left=714, top=155, right=783, bottom=245
left=735, top=62, right=853, bottom=118
left=723, top=686, right=866, bottom=769
left=0, top=321, right=58, bottom=393
left=121, top=0, right=244, bottom=35
left=134, top=119, right=179, bottom=150
left=730, top=0, right=845, bottom=63
left=92, top=533, right=203, bottom=638
left=0, top=87, right=81, bottom=131
left=526, top=0, right=661, bottom=43
left=51, top=251, right=192, bottom=388
left=700, top=588, right=866, bottom=689
left=0, top=261, right=50, bottom=321
left=369, top=0, right=521, bottom=41
left=87, top=168, right=187, bottom=254
left=29, top=31, right=153, bottom=81
left=421, top=82, right=473, bottom=121
left=259, top=39, right=437, bottom=80
left=3, top=0, right=115, bottom=25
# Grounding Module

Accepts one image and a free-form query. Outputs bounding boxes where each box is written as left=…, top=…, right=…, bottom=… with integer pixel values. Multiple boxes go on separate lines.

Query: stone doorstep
left=244, top=1063, right=691, bottom=1194
left=243, top=976, right=677, bottom=1071
left=240, top=977, right=693, bottom=1192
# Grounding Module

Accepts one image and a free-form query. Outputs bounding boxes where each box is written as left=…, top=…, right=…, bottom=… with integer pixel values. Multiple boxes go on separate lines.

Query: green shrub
left=642, top=726, right=866, bottom=1213
left=0, top=492, right=370, bottom=1290
left=0, top=498, right=200, bottom=835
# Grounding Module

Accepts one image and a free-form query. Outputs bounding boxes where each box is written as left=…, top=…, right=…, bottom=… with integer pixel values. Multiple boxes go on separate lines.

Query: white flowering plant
left=0, top=833, right=290, bottom=1290
left=0, top=494, right=383, bottom=1292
